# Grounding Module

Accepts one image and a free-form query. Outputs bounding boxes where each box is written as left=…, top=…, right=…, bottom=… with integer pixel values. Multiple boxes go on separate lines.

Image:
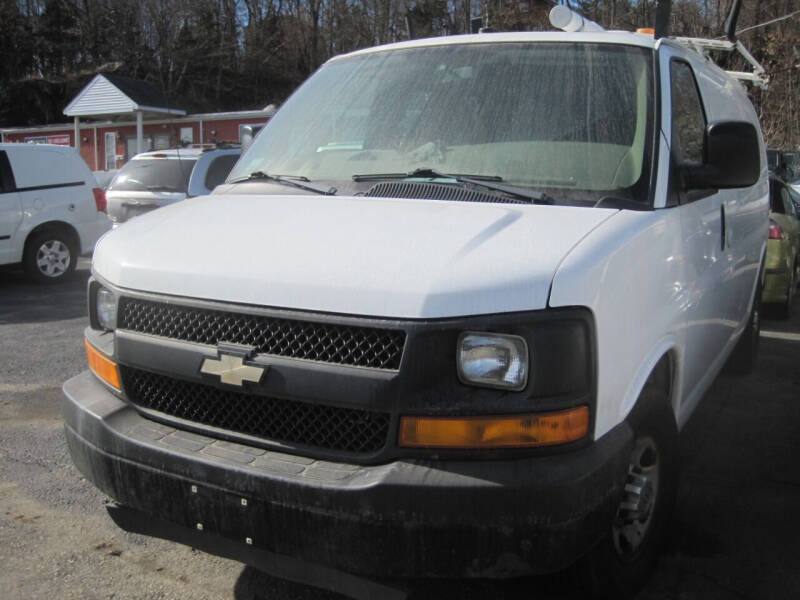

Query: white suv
left=0, top=143, right=110, bottom=283
left=105, top=147, right=240, bottom=225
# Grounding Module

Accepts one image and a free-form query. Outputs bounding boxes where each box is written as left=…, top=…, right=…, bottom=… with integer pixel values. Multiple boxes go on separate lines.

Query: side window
left=770, top=181, right=785, bottom=214
left=204, top=154, right=239, bottom=191
left=670, top=61, right=706, bottom=165
left=0, top=151, right=16, bottom=193
left=781, top=187, right=796, bottom=218
left=787, top=187, right=800, bottom=216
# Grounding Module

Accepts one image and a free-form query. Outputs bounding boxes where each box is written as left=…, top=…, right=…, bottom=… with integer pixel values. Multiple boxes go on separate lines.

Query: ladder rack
left=672, top=37, right=769, bottom=89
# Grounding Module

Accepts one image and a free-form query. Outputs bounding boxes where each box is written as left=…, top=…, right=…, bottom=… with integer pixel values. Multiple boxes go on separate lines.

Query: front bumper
left=63, top=371, right=632, bottom=579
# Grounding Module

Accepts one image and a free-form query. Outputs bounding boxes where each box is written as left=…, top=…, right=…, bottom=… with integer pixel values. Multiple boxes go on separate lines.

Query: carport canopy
left=63, top=74, right=185, bottom=155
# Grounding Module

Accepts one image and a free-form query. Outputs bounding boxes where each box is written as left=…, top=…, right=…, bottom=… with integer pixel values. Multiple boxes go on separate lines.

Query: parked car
left=105, top=146, right=240, bottom=225
left=762, top=177, right=800, bottom=317
left=64, top=28, right=768, bottom=598
left=784, top=150, right=800, bottom=175
left=0, top=143, right=110, bottom=283
left=92, top=169, right=118, bottom=190
left=780, top=151, right=800, bottom=195
left=788, top=183, right=800, bottom=215
left=767, top=148, right=793, bottom=181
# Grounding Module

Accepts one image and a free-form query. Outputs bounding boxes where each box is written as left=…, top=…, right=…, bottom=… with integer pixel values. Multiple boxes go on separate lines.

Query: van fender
left=20, top=219, right=81, bottom=261
left=618, top=336, right=682, bottom=425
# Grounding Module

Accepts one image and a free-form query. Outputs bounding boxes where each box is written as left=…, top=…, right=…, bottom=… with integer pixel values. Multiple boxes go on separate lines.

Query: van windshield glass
left=109, top=159, right=197, bottom=193
left=231, top=42, right=655, bottom=203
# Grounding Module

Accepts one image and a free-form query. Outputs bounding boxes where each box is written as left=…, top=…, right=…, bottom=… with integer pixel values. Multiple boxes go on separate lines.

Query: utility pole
left=654, top=0, right=672, bottom=38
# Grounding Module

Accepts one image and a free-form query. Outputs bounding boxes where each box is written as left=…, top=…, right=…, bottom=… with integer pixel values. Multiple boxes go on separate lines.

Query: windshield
left=785, top=152, right=800, bottom=183
left=109, top=158, right=197, bottom=193
left=230, top=42, right=655, bottom=204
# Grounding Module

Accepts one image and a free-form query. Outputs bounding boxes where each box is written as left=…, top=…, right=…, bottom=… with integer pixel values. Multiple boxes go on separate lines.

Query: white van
left=64, top=29, right=768, bottom=598
left=0, top=144, right=111, bottom=282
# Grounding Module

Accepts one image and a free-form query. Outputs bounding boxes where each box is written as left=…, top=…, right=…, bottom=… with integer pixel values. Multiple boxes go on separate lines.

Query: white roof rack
left=546, top=1, right=768, bottom=89
left=671, top=37, right=769, bottom=89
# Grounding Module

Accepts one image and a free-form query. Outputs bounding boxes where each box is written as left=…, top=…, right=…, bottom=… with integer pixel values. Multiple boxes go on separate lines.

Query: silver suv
left=106, top=146, right=240, bottom=225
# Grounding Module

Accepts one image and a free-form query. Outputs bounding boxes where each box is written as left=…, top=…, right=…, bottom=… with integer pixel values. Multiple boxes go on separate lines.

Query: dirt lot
left=1, top=260, right=799, bottom=600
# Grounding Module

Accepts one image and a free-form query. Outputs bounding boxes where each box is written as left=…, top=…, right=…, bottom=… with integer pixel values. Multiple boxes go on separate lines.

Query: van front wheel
left=23, top=230, right=77, bottom=284
left=577, top=388, right=678, bottom=599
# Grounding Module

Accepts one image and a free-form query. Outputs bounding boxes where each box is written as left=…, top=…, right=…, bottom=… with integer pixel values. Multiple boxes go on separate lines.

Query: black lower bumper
left=63, top=371, right=632, bottom=580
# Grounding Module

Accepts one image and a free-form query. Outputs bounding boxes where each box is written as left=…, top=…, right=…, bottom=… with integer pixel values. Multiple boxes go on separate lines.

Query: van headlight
left=457, top=332, right=529, bottom=390
left=96, top=287, right=118, bottom=331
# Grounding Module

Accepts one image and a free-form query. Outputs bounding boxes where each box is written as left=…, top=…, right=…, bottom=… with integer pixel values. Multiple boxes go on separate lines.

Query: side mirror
left=682, top=120, right=761, bottom=190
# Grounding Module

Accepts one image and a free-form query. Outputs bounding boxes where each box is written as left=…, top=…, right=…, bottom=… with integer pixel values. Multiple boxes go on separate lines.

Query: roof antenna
left=723, top=0, right=742, bottom=41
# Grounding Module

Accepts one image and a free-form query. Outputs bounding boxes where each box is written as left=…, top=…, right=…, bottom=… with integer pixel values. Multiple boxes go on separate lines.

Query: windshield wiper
left=229, top=171, right=337, bottom=195
left=353, top=169, right=501, bottom=182
left=352, top=168, right=553, bottom=204
left=146, top=185, right=182, bottom=192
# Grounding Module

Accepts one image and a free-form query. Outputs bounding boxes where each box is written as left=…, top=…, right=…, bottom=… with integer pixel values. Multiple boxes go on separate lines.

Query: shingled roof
left=102, top=75, right=175, bottom=109
left=64, top=74, right=185, bottom=118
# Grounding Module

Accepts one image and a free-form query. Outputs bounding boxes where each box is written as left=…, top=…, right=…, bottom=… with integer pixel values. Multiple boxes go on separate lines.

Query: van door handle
left=720, top=204, right=726, bottom=251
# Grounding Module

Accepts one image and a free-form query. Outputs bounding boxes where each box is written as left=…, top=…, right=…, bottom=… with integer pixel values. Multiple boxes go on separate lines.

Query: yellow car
left=762, top=177, right=800, bottom=317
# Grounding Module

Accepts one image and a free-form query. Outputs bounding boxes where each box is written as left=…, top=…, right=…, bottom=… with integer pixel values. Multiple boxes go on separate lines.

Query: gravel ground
left=1, top=259, right=799, bottom=599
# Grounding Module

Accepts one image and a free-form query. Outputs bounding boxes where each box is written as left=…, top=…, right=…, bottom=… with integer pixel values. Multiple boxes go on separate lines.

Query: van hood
left=93, top=194, right=617, bottom=319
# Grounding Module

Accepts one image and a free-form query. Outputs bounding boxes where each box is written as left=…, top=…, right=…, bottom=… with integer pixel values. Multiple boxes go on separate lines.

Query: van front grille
left=121, top=367, right=391, bottom=455
left=118, top=297, right=405, bottom=370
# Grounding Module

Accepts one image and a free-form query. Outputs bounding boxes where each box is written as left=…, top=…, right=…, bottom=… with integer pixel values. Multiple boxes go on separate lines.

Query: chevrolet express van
left=0, top=144, right=110, bottom=282
left=63, top=30, right=768, bottom=597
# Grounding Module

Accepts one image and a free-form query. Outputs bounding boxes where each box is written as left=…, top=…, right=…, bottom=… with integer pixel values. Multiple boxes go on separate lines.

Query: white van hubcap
left=612, top=437, right=659, bottom=559
left=36, top=240, right=71, bottom=277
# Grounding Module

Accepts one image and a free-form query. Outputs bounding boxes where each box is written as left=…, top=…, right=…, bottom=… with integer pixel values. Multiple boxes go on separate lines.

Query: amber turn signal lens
left=636, top=27, right=655, bottom=34
left=399, top=406, right=589, bottom=449
left=85, top=338, right=121, bottom=390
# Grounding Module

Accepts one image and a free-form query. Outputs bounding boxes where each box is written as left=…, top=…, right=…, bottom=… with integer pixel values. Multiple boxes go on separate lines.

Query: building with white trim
left=0, top=74, right=275, bottom=171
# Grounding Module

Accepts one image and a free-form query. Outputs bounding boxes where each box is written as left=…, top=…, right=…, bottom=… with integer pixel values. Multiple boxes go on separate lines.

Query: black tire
left=726, top=289, right=761, bottom=375
left=22, top=229, right=78, bottom=284
left=577, top=388, right=679, bottom=600
left=795, top=256, right=800, bottom=290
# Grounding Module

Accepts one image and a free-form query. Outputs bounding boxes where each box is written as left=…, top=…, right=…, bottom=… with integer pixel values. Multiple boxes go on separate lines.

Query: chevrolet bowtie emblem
left=200, top=352, right=266, bottom=387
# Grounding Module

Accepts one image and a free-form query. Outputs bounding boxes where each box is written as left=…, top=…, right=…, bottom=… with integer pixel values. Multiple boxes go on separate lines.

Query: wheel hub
left=635, top=479, right=654, bottom=519
left=612, top=437, right=660, bottom=559
left=36, top=240, right=70, bottom=277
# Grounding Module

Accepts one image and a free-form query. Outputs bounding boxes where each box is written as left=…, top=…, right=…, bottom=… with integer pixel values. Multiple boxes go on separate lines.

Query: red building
left=0, top=74, right=274, bottom=171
